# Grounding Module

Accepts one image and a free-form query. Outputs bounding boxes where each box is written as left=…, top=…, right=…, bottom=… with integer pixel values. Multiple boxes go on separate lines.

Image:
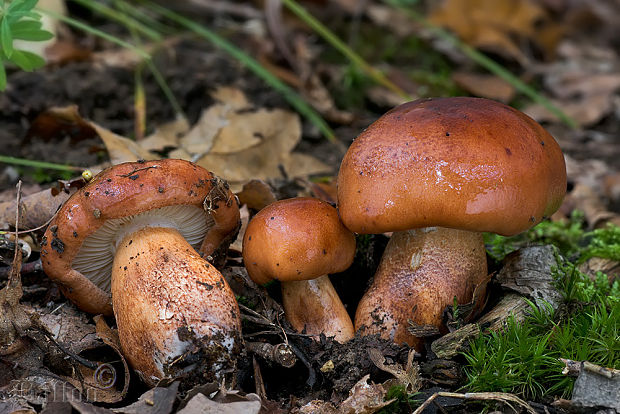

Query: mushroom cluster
left=242, top=197, right=356, bottom=343
left=337, top=97, right=567, bottom=347
left=41, top=159, right=242, bottom=385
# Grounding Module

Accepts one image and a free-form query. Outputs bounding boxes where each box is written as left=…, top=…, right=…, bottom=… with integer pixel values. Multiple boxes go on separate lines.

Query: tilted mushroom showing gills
left=337, top=97, right=567, bottom=348
left=41, top=159, right=242, bottom=385
left=243, top=197, right=356, bottom=343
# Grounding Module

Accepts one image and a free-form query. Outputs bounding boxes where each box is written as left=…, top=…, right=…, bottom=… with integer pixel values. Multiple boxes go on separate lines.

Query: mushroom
left=242, top=197, right=356, bottom=342
left=337, top=97, right=567, bottom=348
left=41, top=159, right=242, bottom=385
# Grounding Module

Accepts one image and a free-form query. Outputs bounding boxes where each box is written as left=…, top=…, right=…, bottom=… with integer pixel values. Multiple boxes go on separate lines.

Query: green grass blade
left=144, top=1, right=335, bottom=141
left=0, top=155, right=82, bottom=172
left=281, top=0, right=411, bottom=100
left=69, top=0, right=161, bottom=42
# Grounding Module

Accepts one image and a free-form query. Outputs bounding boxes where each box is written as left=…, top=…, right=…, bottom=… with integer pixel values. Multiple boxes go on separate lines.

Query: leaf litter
left=1, top=0, right=620, bottom=412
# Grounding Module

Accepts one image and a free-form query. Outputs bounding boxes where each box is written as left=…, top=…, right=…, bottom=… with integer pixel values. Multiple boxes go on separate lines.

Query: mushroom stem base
left=111, top=226, right=242, bottom=386
left=281, top=275, right=354, bottom=343
left=354, top=227, right=488, bottom=349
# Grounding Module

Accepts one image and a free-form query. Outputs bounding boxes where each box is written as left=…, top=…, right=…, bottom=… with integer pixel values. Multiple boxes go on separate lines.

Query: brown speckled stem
left=354, top=227, right=488, bottom=349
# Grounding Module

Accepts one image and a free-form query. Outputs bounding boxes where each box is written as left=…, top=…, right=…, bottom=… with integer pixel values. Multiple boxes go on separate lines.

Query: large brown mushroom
left=41, top=159, right=242, bottom=385
left=242, top=197, right=356, bottom=342
left=337, top=97, right=567, bottom=348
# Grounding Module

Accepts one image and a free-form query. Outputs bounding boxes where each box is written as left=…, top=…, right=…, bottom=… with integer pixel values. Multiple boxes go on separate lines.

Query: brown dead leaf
left=25, top=105, right=98, bottom=144
left=523, top=40, right=620, bottom=126
left=294, top=375, right=393, bottom=414
left=138, top=116, right=190, bottom=153
left=0, top=181, right=79, bottom=230
left=177, top=391, right=261, bottom=414
left=429, top=0, right=560, bottom=63
left=91, top=122, right=157, bottom=164
left=452, top=71, right=515, bottom=102
left=114, top=381, right=179, bottom=414
left=236, top=179, right=278, bottom=211
left=180, top=87, right=258, bottom=156
left=168, top=90, right=330, bottom=190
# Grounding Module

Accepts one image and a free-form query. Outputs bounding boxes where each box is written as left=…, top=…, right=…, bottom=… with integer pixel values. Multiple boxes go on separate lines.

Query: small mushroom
left=41, top=159, right=242, bottom=385
left=337, top=97, right=567, bottom=348
left=242, top=197, right=356, bottom=342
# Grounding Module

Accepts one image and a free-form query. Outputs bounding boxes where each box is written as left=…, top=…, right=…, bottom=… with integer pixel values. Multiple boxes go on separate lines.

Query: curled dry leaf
left=429, top=0, right=561, bottom=64
left=91, top=122, right=157, bottom=165
left=114, top=381, right=179, bottom=414
left=294, top=375, right=393, bottom=414
left=451, top=71, right=515, bottom=102
left=177, top=391, right=261, bottom=414
left=0, top=177, right=84, bottom=230
left=183, top=103, right=330, bottom=191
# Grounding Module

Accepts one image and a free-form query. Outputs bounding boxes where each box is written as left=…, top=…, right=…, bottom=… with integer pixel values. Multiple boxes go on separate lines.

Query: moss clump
left=464, top=224, right=620, bottom=401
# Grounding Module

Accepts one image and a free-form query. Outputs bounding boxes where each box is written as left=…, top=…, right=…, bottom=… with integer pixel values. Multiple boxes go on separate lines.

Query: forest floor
left=1, top=1, right=619, bottom=413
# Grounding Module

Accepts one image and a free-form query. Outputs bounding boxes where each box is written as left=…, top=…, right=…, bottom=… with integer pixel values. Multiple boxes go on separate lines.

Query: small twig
left=246, top=341, right=297, bottom=368
left=288, top=342, right=316, bottom=388
left=0, top=258, right=43, bottom=279
left=412, top=391, right=537, bottom=414
left=116, top=164, right=159, bottom=177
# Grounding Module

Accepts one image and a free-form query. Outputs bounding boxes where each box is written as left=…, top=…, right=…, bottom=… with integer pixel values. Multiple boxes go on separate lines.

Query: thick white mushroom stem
left=281, top=275, right=354, bottom=343
left=111, top=226, right=241, bottom=386
left=354, top=227, right=488, bottom=349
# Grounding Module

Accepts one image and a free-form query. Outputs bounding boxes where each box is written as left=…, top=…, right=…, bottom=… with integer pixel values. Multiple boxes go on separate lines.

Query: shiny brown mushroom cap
left=40, top=159, right=240, bottom=315
left=337, top=97, right=567, bottom=236
left=242, top=197, right=356, bottom=286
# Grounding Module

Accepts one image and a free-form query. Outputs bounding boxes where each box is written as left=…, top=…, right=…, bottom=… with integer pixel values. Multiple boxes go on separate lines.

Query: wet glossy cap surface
left=337, top=97, right=567, bottom=236
left=242, top=197, right=356, bottom=285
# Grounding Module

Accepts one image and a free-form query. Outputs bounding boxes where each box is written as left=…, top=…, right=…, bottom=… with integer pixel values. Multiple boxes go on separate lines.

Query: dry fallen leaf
left=452, top=71, right=515, bottom=102
left=91, top=122, right=157, bottom=164
left=138, top=116, right=190, bottom=153
left=429, top=0, right=560, bottom=64
left=295, top=375, right=393, bottom=414
left=166, top=88, right=330, bottom=191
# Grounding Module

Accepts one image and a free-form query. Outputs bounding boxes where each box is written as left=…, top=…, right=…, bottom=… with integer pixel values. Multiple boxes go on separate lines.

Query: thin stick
left=413, top=391, right=537, bottom=414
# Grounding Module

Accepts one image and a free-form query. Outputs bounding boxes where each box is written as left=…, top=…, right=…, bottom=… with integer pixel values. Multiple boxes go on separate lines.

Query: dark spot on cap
left=248, top=236, right=252, bottom=241
left=323, top=249, right=327, bottom=255
left=73, top=231, right=78, bottom=238
left=158, top=187, right=164, bottom=193
left=505, top=147, right=512, bottom=156
left=530, top=216, right=536, bottom=222
left=445, top=132, right=450, bottom=136
left=541, top=141, right=545, bottom=146
left=270, top=217, right=274, bottom=220
left=107, top=178, right=112, bottom=182
left=84, top=192, right=90, bottom=197
left=129, top=174, right=139, bottom=180
left=51, top=238, right=64, bottom=254
left=124, top=266, right=127, bottom=270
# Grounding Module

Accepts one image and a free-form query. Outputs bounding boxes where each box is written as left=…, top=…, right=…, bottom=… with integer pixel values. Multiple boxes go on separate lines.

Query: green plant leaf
left=1, top=18, right=14, bottom=58
left=8, top=0, right=38, bottom=13
left=9, top=48, right=45, bottom=70
left=11, top=27, right=52, bottom=41
left=0, top=59, right=6, bottom=91
left=8, top=19, right=42, bottom=31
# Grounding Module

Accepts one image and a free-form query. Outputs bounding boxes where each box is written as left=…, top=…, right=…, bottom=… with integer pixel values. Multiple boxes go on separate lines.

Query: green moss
left=485, top=210, right=595, bottom=262
left=462, top=252, right=620, bottom=400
